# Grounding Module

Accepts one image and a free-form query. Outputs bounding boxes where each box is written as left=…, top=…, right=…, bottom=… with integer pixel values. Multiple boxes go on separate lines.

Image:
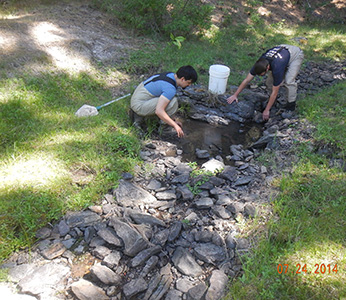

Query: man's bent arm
left=263, top=85, right=280, bottom=120
left=155, top=96, right=184, bottom=137
left=227, top=73, right=254, bottom=104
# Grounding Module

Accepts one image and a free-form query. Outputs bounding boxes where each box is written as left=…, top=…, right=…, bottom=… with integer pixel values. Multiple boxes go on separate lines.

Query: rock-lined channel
left=0, top=59, right=345, bottom=300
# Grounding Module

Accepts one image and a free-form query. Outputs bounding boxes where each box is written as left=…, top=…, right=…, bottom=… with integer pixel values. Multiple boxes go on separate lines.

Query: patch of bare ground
left=0, top=1, right=151, bottom=95
left=209, top=0, right=345, bottom=27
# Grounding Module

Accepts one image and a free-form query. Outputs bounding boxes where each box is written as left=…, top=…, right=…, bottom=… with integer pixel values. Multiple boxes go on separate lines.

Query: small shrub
left=93, top=0, right=213, bottom=37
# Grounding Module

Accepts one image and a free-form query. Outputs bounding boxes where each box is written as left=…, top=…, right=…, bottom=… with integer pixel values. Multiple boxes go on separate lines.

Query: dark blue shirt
left=250, top=46, right=290, bottom=86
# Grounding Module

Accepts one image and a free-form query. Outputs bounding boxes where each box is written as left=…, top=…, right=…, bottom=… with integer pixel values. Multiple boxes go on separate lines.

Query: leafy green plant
left=93, top=0, right=213, bottom=37
left=170, top=33, right=185, bottom=49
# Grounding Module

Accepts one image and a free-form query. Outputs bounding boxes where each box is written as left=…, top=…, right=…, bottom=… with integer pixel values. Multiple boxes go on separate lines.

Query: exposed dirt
left=1, top=0, right=345, bottom=86
left=0, top=1, right=149, bottom=96
left=210, top=0, right=345, bottom=27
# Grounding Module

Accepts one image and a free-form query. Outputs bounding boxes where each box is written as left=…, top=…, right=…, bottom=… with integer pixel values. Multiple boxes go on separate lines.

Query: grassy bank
left=0, top=4, right=346, bottom=300
left=0, top=72, right=141, bottom=258
left=226, top=80, right=346, bottom=299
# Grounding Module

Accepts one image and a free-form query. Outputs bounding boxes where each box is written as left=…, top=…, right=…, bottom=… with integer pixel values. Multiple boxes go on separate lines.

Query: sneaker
left=285, top=102, right=296, bottom=111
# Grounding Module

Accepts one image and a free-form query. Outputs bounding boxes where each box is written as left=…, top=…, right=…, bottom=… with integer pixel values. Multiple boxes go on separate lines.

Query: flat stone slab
left=113, top=179, right=159, bottom=207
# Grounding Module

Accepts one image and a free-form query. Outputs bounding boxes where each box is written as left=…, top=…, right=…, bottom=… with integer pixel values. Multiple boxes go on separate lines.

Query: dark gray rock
left=186, top=282, right=208, bottom=300
left=143, top=264, right=172, bottom=300
left=251, top=134, right=275, bottom=149
left=66, top=211, right=102, bottom=228
left=130, top=212, right=166, bottom=227
left=123, top=277, right=148, bottom=299
left=225, top=234, right=237, bottom=249
left=91, top=245, right=111, bottom=259
left=244, top=203, right=257, bottom=217
left=205, top=270, right=229, bottom=300
left=234, top=176, right=253, bottom=186
left=18, top=263, right=69, bottom=299
left=151, top=229, right=169, bottom=247
left=172, top=247, right=203, bottom=277
left=165, top=289, right=183, bottom=300
left=171, top=174, right=190, bottom=184
left=195, top=149, right=210, bottom=159
left=90, top=264, right=121, bottom=285
left=140, top=256, right=159, bottom=278
left=113, top=179, right=158, bottom=207
left=219, top=166, right=238, bottom=182
left=71, top=278, right=108, bottom=300
left=147, top=179, right=162, bottom=190
left=57, top=220, right=70, bottom=236
left=194, top=230, right=213, bottom=243
left=103, top=251, right=122, bottom=269
left=194, top=197, right=214, bottom=209
left=109, top=217, right=148, bottom=257
left=215, top=194, right=233, bottom=205
left=131, top=245, right=162, bottom=268
left=97, top=227, right=122, bottom=247
left=227, top=202, right=244, bottom=214
left=194, top=243, right=226, bottom=264
left=212, top=205, right=233, bottom=219
left=168, top=221, right=183, bottom=242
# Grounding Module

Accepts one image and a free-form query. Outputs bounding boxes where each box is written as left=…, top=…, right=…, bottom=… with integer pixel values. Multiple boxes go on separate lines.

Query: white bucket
left=208, top=64, right=230, bottom=94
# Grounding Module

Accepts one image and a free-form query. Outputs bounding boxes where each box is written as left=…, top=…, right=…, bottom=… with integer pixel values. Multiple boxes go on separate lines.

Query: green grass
left=0, top=5, right=346, bottom=300
left=299, top=81, right=346, bottom=153
left=0, top=72, right=141, bottom=258
left=122, top=20, right=346, bottom=86
left=226, top=158, right=346, bottom=299
left=225, top=81, right=346, bottom=299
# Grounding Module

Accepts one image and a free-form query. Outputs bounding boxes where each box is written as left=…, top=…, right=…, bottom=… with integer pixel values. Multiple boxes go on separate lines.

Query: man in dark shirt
left=130, top=65, right=197, bottom=137
left=227, top=44, right=304, bottom=120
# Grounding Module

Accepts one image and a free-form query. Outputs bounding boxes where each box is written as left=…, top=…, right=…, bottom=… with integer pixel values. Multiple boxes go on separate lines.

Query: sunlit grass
left=283, top=241, right=346, bottom=291
left=0, top=153, right=69, bottom=191
left=226, top=154, right=346, bottom=299
left=0, top=70, right=141, bottom=259
left=299, top=81, right=346, bottom=152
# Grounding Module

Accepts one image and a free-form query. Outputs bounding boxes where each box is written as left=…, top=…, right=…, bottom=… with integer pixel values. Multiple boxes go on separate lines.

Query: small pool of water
left=163, top=119, right=262, bottom=162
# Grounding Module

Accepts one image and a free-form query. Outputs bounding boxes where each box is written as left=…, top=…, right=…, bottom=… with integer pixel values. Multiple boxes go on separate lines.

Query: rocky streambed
left=0, top=59, right=345, bottom=300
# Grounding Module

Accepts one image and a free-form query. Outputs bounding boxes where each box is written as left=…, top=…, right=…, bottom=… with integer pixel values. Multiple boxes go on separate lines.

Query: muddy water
left=163, top=119, right=262, bottom=162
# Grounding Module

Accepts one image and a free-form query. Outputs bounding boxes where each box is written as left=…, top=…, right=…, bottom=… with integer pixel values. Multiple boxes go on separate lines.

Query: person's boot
left=281, top=102, right=297, bottom=119
left=285, top=102, right=296, bottom=111
left=129, top=109, right=145, bottom=136
left=129, top=109, right=144, bottom=126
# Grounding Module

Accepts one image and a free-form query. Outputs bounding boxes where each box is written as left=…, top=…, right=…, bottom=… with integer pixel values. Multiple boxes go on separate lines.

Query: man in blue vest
left=130, top=65, right=198, bottom=137
left=227, top=44, right=304, bottom=120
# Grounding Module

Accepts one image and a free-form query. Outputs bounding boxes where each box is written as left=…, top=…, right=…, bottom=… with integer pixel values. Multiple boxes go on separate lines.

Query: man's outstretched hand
left=174, top=125, right=184, bottom=138
left=227, top=95, right=238, bottom=104
left=262, top=110, right=270, bottom=121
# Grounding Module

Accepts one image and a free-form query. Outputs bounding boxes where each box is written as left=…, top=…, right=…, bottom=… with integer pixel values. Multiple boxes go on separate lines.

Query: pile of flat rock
left=0, top=115, right=315, bottom=300
left=1, top=59, right=345, bottom=300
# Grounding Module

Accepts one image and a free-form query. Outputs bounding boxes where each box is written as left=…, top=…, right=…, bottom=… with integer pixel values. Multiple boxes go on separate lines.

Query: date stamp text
left=277, top=263, right=338, bottom=275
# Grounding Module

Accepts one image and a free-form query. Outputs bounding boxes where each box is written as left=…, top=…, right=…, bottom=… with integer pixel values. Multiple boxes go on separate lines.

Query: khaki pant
left=130, top=82, right=179, bottom=116
left=266, top=44, right=304, bottom=103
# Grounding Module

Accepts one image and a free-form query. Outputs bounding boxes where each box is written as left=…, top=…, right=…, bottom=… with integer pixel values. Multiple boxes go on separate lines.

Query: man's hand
left=174, top=124, right=184, bottom=138
left=227, top=95, right=238, bottom=104
left=262, top=109, right=270, bottom=121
